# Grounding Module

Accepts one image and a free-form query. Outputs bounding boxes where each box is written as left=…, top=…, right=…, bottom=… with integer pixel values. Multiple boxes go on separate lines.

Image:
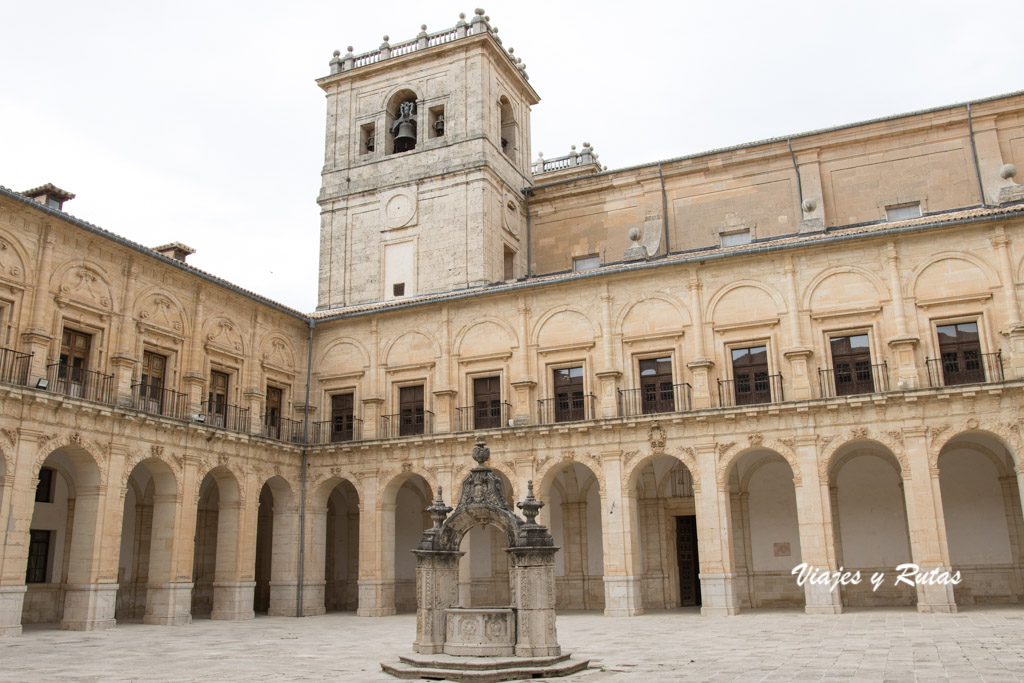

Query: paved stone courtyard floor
left=3, top=606, right=1024, bottom=682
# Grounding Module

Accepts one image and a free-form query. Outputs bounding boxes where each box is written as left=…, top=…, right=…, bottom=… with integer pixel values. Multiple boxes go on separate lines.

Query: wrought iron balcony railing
left=618, top=383, right=693, bottom=417
left=0, top=347, right=31, bottom=387
left=45, top=363, right=114, bottom=405
left=131, top=382, right=189, bottom=419
left=818, top=362, right=890, bottom=398
left=537, top=393, right=596, bottom=425
left=717, top=374, right=784, bottom=408
left=455, top=402, right=513, bottom=431
left=380, top=410, right=434, bottom=439
left=262, top=415, right=304, bottom=443
left=199, top=399, right=250, bottom=433
left=310, top=417, right=364, bottom=445
left=926, top=351, right=1003, bottom=388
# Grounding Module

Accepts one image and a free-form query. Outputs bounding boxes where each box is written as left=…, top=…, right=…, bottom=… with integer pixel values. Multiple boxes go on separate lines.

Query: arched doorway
left=324, top=479, right=360, bottom=612
left=192, top=467, right=246, bottom=619
left=456, top=470, right=515, bottom=607
left=254, top=476, right=298, bottom=616
left=116, top=458, right=184, bottom=624
left=829, top=443, right=915, bottom=607
left=380, top=472, right=432, bottom=614
left=541, top=462, right=603, bottom=610
left=938, top=432, right=1024, bottom=605
left=23, top=444, right=109, bottom=630
left=725, top=449, right=804, bottom=609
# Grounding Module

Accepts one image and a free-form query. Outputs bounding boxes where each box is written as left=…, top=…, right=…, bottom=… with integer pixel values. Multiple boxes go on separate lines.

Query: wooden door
left=331, top=393, right=354, bottom=442
left=830, top=334, right=874, bottom=395
left=731, top=345, right=770, bottom=405
left=937, top=322, right=984, bottom=385
left=399, top=385, right=424, bottom=436
left=553, top=367, right=584, bottom=422
left=209, top=370, right=229, bottom=426
left=265, top=386, right=282, bottom=436
left=639, top=356, right=674, bottom=413
left=675, top=515, right=701, bottom=607
left=473, top=376, right=502, bottom=429
left=59, top=328, right=91, bottom=394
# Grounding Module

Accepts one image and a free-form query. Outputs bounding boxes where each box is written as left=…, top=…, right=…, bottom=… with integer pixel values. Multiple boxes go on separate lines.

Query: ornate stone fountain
left=381, top=437, right=589, bottom=681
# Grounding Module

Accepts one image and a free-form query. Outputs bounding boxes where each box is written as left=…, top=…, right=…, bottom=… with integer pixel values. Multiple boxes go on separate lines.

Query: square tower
left=315, top=12, right=539, bottom=309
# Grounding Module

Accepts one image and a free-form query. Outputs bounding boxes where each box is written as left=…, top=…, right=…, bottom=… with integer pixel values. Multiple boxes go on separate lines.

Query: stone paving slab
left=1, top=607, right=1024, bottom=681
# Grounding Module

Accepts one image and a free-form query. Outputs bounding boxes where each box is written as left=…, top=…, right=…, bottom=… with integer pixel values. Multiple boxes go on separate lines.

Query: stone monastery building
left=3, top=10, right=1024, bottom=637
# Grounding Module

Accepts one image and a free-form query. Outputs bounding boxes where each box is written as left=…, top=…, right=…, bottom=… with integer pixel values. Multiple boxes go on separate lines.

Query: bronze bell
left=391, top=100, right=418, bottom=153
left=434, top=114, right=445, bottom=136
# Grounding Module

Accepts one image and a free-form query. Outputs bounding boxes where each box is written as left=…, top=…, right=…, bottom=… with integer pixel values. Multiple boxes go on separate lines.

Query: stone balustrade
left=328, top=9, right=528, bottom=80
left=532, top=143, right=602, bottom=175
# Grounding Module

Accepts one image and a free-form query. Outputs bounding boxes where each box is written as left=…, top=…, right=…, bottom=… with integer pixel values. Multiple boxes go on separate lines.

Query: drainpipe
left=523, top=189, right=532, bottom=278
left=297, top=318, right=315, bottom=617
left=966, top=103, right=988, bottom=207
left=787, top=137, right=804, bottom=208
left=658, top=162, right=669, bottom=255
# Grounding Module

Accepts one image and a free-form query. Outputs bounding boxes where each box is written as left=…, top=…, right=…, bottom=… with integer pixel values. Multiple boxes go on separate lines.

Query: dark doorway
left=731, top=345, right=770, bottom=405
left=675, top=515, right=701, bottom=607
left=937, top=322, right=984, bottom=385
left=473, top=376, right=502, bottom=429
left=830, top=334, right=874, bottom=395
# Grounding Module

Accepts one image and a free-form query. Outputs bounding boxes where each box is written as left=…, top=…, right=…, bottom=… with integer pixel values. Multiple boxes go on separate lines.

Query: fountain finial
left=471, top=436, right=490, bottom=466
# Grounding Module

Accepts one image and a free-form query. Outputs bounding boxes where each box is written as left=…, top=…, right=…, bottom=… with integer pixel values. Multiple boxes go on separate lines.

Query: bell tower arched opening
left=387, top=89, right=419, bottom=155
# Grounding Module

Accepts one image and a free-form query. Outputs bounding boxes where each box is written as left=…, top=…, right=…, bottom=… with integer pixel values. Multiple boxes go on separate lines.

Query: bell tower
left=315, top=10, right=539, bottom=309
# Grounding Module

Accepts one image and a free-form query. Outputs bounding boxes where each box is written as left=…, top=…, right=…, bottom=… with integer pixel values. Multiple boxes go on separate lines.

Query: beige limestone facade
left=2, top=11, right=1024, bottom=641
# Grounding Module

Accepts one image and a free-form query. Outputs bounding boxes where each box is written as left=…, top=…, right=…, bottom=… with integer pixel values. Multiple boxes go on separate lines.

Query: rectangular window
left=639, top=356, right=674, bottom=414
left=829, top=334, right=874, bottom=395
left=331, top=393, right=355, bottom=442
left=473, top=376, right=502, bottom=429
left=573, top=255, right=600, bottom=272
left=720, top=229, right=751, bottom=247
left=26, top=530, right=51, bottom=584
left=885, top=202, right=921, bottom=221
left=731, top=345, right=770, bottom=405
left=553, top=366, right=585, bottom=422
left=58, top=328, right=92, bottom=396
left=35, top=467, right=54, bottom=503
left=208, top=370, right=229, bottom=427
left=264, top=386, right=282, bottom=436
left=936, top=322, right=984, bottom=385
left=399, top=385, right=425, bottom=436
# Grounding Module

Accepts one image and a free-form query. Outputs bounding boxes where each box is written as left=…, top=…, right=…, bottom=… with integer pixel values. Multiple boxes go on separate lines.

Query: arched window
left=386, top=89, right=419, bottom=155
left=499, top=96, right=516, bottom=159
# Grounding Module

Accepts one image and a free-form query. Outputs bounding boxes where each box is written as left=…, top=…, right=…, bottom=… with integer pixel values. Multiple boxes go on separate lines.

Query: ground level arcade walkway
left=2, top=607, right=1023, bottom=681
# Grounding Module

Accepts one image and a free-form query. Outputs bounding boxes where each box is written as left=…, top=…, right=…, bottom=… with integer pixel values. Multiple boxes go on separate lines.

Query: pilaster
left=694, top=443, right=739, bottom=615
left=598, top=450, right=643, bottom=616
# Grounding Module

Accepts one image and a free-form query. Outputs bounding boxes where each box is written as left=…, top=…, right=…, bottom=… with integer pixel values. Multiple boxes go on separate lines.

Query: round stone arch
left=379, top=466, right=437, bottom=509
left=909, top=252, right=999, bottom=300
left=132, top=286, right=191, bottom=336
left=718, top=441, right=801, bottom=489
left=928, top=422, right=1023, bottom=473
left=801, top=265, right=889, bottom=311
left=452, top=317, right=519, bottom=357
left=705, top=279, right=787, bottom=323
left=311, top=473, right=363, bottom=511
left=33, top=433, right=105, bottom=488
left=535, top=451, right=605, bottom=501
left=192, top=464, right=243, bottom=509
left=316, top=337, right=370, bottom=371
left=825, top=443, right=906, bottom=485
left=614, top=292, right=690, bottom=338
left=0, top=227, right=34, bottom=284
left=820, top=434, right=909, bottom=484
left=530, top=305, right=600, bottom=348
left=623, top=448, right=699, bottom=496
left=382, top=330, right=440, bottom=368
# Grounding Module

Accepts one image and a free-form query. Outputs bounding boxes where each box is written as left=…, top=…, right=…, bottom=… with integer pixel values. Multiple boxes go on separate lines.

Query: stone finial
left=329, top=50, right=342, bottom=74
left=629, top=227, right=641, bottom=242
left=475, top=8, right=485, bottom=14
left=426, top=486, right=453, bottom=529
left=417, top=24, right=429, bottom=49
left=517, top=480, right=544, bottom=525
left=624, top=227, right=649, bottom=262
left=472, top=436, right=490, bottom=465
left=802, top=198, right=818, bottom=213
left=1001, top=164, right=1018, bottom=180
left=456, top=12, right=468, bottom=37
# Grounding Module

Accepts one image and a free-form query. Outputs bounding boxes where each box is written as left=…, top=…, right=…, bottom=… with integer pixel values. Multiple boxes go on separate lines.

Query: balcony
left=0, top=347, right=31, bottom=387
left=926, top=351, right=1004, bottom=388
left=262, top=415, right=304, bottom=443
left=455, top=402, right=513, bottom=432
left=618, top=383, right=692, bottom=417
left=537, top=393, right=596, bottom=425
left=200, top=399, right=250, bottom=433
left=380, top=410, right=434, bottom=439
left=45, top=363, right=114, bottom=405
left=131, top=382, right=189, bottom=419
left=717, top=374, right=784, bottom=408
left=310, top=417, right=364, bottom=445
left=818, top=362, right=890, bottom=398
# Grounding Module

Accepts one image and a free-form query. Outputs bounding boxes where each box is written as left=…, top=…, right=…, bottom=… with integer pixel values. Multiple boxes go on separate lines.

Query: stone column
left=143, top=492, right=193, bottom=626
left=901, top=428, right=956, bottom=613
left=512, top=297, right=535, bottom=426
left=21, top=232, right=54, bottom=384
left=998, top=475, right=1024, bottom=597
left=508, top=546, right=560, bottom=657
left=182, top=286, right=207, bottom=414
left=412, top=550, right=461, bottom=654
left=61, top=485, right=117, bottom=631
left=210, top=500, right=254, bottom=621
left=358, top=474, right=396, bottom=616
left=694, top=443, right=739, bottom=615
left=561, top=501, right=588, bottom=608
left=991, top=232, right=1024, bottom=379
left=598, top=451, right=643, bottom=616
left=686, top=276, right=715, bottom=408
left=267, top=501, right=300, bottom=617
left=782, top=258, right=814, bottom=399
left=792, top=435, right=843, bottom=614
left=302, top=502, right=328, bottom=617
left=884, top=244, right=921, bottom=389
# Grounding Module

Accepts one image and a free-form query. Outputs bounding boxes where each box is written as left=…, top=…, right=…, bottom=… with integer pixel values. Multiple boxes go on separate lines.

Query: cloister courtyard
left=3, top=606, right=1024, bottom=681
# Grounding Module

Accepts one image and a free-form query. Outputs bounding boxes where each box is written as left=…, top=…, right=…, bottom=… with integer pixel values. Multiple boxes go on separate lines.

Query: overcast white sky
left=2, top=0, right=1021, bottom=312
